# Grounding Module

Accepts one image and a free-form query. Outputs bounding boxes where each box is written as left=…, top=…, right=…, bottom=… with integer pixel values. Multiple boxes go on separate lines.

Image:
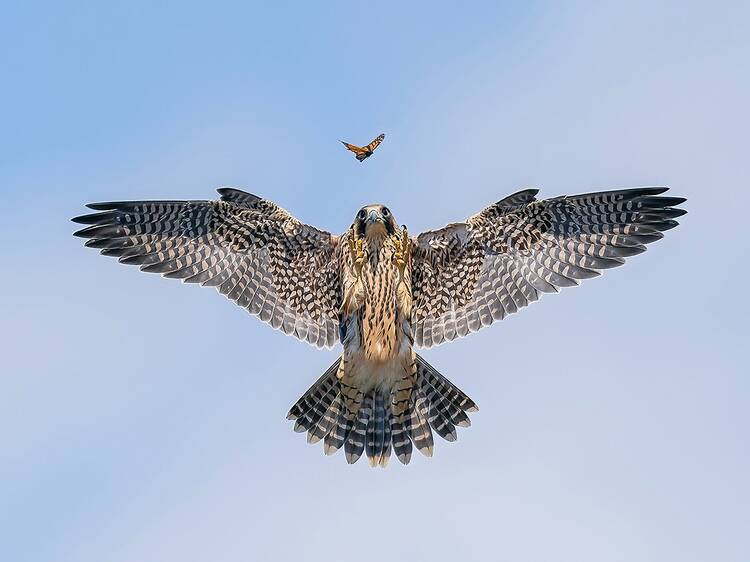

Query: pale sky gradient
left=2, top=2, right=748, bottom=561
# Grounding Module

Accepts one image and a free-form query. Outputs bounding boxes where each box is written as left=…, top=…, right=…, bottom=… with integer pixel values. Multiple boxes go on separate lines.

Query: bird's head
left=354, top=204, right=398, bottom=239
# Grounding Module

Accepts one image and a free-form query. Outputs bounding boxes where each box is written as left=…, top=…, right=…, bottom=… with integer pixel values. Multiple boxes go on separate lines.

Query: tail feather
left=367, top=393, right=391, bottom=467
left=324, top=407, right=356, bottom=455
left=382, top=416, right=392, bottom=465
left=288, top=352, right=477, bottom=466
left=407, top=392, right=435, bottom=457
left=287, top=359, right=340, bottom=430
left=326, top=378, right=363, bottom=455
left=345, top=394, right=371, bottom=464
left=293, top=380, right=338, bottom=435
left=424, top=382, right=468, bottom=429
left=286, top=358, right=342, bottom=446
left=450, top=408, right=472, bottom=428
left=429, top=410, right=457, bottom=442
left=417, top=355, right=479, bottom=413
left=390, top=419, right=413, bottom=464
left=308, top=395, right=341, bottom=444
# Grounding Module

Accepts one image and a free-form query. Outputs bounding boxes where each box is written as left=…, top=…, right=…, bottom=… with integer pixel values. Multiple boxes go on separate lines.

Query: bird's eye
left=357, top=209, right=366, bottom=220
left=382, top=207, right=390, bottom=217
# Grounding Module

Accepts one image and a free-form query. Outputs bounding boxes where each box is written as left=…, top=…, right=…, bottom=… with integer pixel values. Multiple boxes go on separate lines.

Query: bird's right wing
left=73, top=188, right=342, bottom=348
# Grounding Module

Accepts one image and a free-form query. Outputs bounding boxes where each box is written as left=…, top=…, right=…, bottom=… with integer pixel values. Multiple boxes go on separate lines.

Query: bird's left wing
left=73, top=188, right=342, bottom=348
left=410, top=187, right=686, bottom=348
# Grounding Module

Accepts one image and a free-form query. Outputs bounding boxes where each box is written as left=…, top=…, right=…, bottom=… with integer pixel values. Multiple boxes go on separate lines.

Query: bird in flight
left=73, top=186, right=685, bottom=466
left=341, top=133, right=385, bottom=161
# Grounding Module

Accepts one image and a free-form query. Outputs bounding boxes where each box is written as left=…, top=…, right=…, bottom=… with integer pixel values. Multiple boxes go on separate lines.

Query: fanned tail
left=286, top=359, right=340, bottom=442
left=287, top=353, right=478, bottom=466
left=416, top=353, right=478, bottom=442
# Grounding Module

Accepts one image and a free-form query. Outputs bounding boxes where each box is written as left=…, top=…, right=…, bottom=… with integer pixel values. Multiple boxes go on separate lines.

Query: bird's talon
left=349, top=234, right=365, bottom=276
left=393, top=225, right=410, bottom=281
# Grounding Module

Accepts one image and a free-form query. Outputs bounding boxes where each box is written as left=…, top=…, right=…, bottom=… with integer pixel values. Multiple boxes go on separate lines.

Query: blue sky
left=2, top=1, right=748, bottom=561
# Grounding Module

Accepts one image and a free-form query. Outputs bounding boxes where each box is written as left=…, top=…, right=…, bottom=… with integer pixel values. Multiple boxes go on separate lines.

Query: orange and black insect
left=341, top=133, right=385, bottom=162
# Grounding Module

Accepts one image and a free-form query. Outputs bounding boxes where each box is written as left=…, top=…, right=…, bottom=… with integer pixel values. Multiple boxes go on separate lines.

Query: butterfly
left=341, top=133, right=385, bottom=162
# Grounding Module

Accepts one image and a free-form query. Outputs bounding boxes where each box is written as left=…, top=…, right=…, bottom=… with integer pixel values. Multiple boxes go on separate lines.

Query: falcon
left=73, top=186, right=686, bottom=466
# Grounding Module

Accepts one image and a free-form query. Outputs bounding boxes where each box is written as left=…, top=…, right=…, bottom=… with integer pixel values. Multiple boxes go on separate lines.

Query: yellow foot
left=393, top=225, right=410, bottom=285
left=348, top=233, right=366, bottom=276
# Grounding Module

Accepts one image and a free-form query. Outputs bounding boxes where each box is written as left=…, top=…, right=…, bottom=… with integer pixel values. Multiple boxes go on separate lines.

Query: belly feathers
left=360, top=266, right=400, bottom=361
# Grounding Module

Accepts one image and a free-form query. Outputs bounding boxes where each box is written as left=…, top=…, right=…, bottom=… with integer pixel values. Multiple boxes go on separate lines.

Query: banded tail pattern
left=287, top=354, right=478, bottom=466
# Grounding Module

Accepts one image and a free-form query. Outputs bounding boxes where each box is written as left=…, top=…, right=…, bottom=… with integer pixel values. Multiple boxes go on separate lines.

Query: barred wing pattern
left=411, top=187, right=686, bottom=348
left=73, top=188, right=341, bottom=348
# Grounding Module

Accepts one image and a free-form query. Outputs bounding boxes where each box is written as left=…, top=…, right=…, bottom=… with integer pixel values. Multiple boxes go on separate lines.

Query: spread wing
left=410, top=187, right=686, bottom=348
left=365, top=133, right=385, bottom=153
left=73, top=188, right=342, bottom=348
left=341, top=141, right=366, bottom=155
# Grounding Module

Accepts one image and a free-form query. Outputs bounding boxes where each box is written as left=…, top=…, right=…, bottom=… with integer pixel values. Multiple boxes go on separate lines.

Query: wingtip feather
left=85, top=202, right=120, bottom=210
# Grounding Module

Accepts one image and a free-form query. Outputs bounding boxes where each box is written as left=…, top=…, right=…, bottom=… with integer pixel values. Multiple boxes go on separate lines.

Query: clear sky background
left=2, top=1, right=748, bottom=561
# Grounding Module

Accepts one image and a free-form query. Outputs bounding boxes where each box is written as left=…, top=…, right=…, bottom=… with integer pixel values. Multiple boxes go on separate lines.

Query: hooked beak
left=363, top=209, right=388, bottom=236
left=366, top=210, right=383, bottom=224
